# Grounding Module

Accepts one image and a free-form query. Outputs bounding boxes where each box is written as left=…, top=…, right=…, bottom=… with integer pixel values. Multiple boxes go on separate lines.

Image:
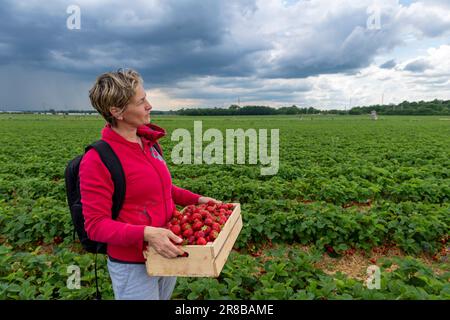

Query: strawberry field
left=0, top=114, right=449, bottom=299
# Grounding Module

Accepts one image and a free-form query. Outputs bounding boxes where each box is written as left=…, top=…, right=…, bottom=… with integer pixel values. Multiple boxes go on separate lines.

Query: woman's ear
left=110, top=106, right=124, bottom=120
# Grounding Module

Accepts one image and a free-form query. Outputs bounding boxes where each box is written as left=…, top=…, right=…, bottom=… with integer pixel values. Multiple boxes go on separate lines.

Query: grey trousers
left=107, top=258, right=177, bottom=300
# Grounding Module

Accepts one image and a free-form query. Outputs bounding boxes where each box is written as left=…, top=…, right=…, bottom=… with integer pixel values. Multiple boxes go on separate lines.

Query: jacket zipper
left=142, top=208, right=152, bottom=224
left=140, top=143, right=168, bottom=225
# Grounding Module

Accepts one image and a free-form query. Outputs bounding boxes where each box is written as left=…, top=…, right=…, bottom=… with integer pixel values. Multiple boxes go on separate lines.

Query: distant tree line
left=345, top=99, right=450, bottom=115
left=175, top=99, right=450, bottom=116
left=176, top=105, right=321, bottom=116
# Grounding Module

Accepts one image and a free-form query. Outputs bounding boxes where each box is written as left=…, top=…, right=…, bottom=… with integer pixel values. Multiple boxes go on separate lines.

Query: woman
left=79, top=69, right=220, bottom=300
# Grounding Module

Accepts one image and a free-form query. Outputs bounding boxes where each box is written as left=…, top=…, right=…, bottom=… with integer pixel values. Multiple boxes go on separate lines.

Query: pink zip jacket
left=79, top=123, right=201, bottom=263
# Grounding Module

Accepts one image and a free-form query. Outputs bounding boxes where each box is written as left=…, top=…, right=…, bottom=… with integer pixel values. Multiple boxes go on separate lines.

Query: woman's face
left=120, top=84, right=152, bottom=127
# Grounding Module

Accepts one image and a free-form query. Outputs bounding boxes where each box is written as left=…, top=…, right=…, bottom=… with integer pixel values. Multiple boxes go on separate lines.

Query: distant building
left=370, top=110, right=378, bottom=120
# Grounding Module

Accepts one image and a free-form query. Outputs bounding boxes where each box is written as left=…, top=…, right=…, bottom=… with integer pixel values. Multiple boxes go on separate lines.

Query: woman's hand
left=144, top=226, right=185, bottom=259
left=198, top=196, right=222, bottom=205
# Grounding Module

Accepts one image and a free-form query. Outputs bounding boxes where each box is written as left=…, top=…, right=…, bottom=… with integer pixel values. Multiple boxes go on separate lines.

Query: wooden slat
left=213, top=214, right=243, bottom=277
left=145, top=244, right=215, bottom=277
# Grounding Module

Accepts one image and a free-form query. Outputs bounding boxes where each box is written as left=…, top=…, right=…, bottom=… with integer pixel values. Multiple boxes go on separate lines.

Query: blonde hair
left=89, top=69, right=143, bottom=126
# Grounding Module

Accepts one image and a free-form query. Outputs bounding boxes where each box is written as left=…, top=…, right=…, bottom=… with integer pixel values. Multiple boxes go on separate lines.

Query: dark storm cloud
left=403, top=59, right=432, bottom=72
left=380, top=59, right=397, bottom=69
left=0, top=0, right=266, bottom=85
left=258, top=4, right=406, bottom=79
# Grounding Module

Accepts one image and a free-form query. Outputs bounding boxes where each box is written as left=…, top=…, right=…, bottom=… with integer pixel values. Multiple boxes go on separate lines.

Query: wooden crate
left=143, top=203, right=243, bottom=277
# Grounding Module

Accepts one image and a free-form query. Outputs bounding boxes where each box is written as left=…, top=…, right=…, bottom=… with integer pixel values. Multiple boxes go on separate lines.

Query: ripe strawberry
left=192, top=213, right=202, bottom=221
left=219, top=216, right=227, bottom=225
left=204, top=218, right=213, bottom=226
left=209, top=230, right=219, bottom=241
left=181, top=215, right=190, bottom=224
left=345, top=248, right=356, bottom=256
left=207, top=206, right=215, bottom=212
left=212, top=222, right=221, bottom=232
left=53, top=236, right=63, bottom=244
left=192, top=220, right=203, bottom=231
left=173, top=210, right=182, bottom=218
left=201, top=225, right=211, bottom=236
left=196, top=231, right=205, bottom=239
left=170, top=225, right=181, bottom=235
left=183, top=229, right=193, bottom=238
left=188, top=236, right=196, bottom=245
left=197, top=237, right=207, bottom=245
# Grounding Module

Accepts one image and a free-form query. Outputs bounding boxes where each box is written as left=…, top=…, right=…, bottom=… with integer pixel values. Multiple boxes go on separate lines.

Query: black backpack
left=65, top=139, right=162, bottom=254
left=65, top=140, right=126, bottom=254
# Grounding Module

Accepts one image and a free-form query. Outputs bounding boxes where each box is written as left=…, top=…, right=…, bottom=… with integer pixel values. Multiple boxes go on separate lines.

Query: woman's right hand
left=144, top=226, right=185, bottom=258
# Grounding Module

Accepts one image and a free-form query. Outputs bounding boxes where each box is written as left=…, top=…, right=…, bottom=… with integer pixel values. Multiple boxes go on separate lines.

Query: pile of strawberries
left=167, top=202, right=235, bottom=245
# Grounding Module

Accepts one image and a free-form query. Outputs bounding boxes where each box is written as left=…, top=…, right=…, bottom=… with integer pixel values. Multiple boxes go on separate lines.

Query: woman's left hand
left=198, top=196, right=222, bottom=205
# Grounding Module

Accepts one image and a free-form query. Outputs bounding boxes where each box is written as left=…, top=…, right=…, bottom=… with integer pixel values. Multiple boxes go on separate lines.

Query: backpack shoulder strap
left=152, top=142, right=163, bottom=157
left=86, top=140, right=125, bottom=220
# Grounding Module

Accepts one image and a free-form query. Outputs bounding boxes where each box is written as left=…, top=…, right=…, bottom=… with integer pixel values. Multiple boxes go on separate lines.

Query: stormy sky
left=0, top=0, right=449, bottom=111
